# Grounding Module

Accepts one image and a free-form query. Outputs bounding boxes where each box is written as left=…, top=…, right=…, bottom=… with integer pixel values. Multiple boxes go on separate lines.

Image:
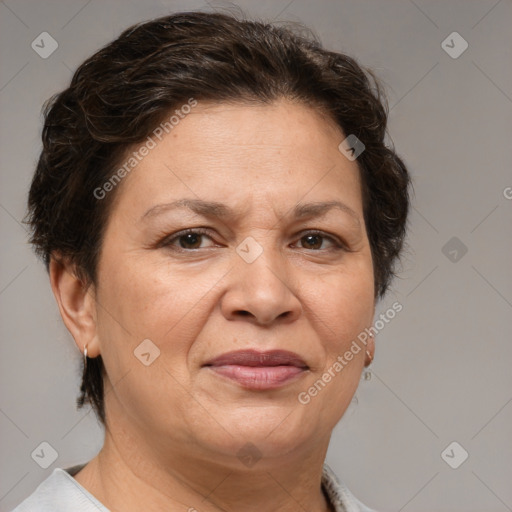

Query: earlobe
left=364, top=331, right=375, bottom=367
left=49, top=255, right=101, bottom=358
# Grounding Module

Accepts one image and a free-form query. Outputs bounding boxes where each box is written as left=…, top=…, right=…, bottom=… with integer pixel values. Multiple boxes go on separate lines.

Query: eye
left=295, top=231, right=343, bottom=251
left=158, top=228, right=346, bottom=252
left=162, top=229, right=216, bottom=250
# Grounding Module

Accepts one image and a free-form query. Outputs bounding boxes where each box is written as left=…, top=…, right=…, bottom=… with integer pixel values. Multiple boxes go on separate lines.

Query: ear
left=49, top=254, right=101, bottom=358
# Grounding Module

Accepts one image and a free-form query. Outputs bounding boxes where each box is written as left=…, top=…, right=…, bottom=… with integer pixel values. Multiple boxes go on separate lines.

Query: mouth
left=203, top=349, right=309, bottom=390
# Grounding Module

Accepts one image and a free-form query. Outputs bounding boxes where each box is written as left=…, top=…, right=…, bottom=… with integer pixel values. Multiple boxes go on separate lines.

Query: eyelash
left=158, top=228, right=348, bottom=252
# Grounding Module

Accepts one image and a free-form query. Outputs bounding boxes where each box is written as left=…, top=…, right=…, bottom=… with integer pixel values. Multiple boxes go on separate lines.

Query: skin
left=50, top=99, right=376, bottom=512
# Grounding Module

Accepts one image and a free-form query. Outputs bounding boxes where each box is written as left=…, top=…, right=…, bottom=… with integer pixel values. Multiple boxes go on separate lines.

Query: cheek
left=307, top=257, right=375, bottom=343
left=94, top=257, right=208, bottom=435
left=99, top=253, right=184, bottom=331
left=95, top=253, right=217, bottom=374
left=296, top=259, right=374, bottom=423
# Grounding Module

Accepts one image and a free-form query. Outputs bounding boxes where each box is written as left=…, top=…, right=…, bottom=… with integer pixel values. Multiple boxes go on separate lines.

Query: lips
left=204, top=349, right=308, bottom=368
left=203, top=349, right=309, bottom=390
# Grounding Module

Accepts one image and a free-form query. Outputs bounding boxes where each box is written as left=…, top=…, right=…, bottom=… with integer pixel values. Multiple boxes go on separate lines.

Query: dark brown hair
left=26, top=11, right=410, bottom=425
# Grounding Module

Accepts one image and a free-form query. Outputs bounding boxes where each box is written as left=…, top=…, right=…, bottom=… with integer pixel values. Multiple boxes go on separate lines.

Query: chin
left=200, top=408, right=318, bottom=458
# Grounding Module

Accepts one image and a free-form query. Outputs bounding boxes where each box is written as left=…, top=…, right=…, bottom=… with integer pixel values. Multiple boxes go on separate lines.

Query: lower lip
left=207, top=365, right=306, bottom=390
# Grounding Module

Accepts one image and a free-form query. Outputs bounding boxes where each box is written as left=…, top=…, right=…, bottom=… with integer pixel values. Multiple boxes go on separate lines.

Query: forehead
left=110, top=99, right=363, bottom=220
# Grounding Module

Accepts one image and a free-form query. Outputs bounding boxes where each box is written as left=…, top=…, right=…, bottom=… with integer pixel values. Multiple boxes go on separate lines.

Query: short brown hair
left=26, top=11, right=410, bottom=424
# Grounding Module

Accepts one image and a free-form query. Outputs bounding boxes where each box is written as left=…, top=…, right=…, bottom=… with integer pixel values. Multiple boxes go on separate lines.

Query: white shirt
left=12, top=463, right=376, bottom=512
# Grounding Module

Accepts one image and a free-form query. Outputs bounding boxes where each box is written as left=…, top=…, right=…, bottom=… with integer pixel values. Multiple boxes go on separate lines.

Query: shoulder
left=11, top=467, right=109, bottom=512
left=322, top=463, right=378, bottom=512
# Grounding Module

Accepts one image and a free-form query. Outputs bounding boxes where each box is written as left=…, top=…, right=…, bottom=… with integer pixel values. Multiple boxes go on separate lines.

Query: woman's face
left=93, top=99, right=375, bottom=466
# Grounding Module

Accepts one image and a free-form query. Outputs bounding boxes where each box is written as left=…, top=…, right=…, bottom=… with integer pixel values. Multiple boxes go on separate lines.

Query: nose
left=220, top=246, right=302, bottom=326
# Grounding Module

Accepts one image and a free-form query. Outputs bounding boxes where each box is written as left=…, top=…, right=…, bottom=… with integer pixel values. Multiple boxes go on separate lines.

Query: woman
left=15, top=11, right=409, bottom=512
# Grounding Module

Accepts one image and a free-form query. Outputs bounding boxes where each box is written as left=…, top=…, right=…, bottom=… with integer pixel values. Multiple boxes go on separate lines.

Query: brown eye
left=300, top=234, right=324, bottom=250
left=161, top=228, right=216, bottom=250
left=178, top=232, right=203, bottom=249
left=295, top=231, right=344, bottom=251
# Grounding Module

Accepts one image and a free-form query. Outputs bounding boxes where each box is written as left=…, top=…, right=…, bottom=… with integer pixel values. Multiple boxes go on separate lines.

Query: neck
left=75, top=422, right=333, bottom=512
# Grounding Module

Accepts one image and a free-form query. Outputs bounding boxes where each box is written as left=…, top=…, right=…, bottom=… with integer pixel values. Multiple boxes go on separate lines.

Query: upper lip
left=204, top=349, right=308, bottom=369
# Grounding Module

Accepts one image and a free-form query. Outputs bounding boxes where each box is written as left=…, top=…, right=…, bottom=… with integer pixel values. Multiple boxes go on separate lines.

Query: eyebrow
left=141, top=198, right=361, bottom=228
left=293, top=201, right=361, bottom=228
left=142, top=199, right=235, bottom=221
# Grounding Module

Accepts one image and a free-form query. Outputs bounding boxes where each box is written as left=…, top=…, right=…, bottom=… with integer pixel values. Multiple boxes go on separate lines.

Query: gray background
left=1, top=0, right=511, bottom=510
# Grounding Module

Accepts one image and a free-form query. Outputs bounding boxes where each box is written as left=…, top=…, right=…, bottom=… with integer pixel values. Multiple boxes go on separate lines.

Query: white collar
left=14, top=463, right=375, bottom=512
